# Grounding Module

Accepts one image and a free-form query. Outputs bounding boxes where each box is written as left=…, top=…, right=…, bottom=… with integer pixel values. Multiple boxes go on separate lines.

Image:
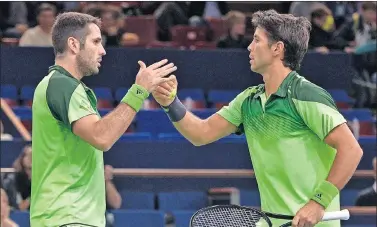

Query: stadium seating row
left=9, top=106, right=377, bottom=136
left=1, top=84, right=356, bottom=109
left=10, top=209, right=375, bottom=227
left=8, top=190, right=377, bottom=227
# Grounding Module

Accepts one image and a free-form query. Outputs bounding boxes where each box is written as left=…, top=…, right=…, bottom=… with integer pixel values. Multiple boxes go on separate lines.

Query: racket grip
left=322, top=209, right=350, bottom=221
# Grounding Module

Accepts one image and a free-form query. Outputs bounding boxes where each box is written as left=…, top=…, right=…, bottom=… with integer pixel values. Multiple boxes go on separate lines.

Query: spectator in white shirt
left=19, top=3, right=56, bottom=47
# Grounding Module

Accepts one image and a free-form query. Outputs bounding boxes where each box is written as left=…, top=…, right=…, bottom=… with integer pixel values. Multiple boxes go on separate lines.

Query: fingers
left=155, top=86, right=171, bottom=97
left=157, top=65, right=177, bottom=78
left=159, top=82, right=173, bottom=92
left=155, top=62, right=175, bottom=74
left=138, top=61, right=147, bottom=70
left=158, top=76, right=177, bottom=85
left=148, top=59, right=169, bottom=70
left=292, top=215, right=300, bottom=227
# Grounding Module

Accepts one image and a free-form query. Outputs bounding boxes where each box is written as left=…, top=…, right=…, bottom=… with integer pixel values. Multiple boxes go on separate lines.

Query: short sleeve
left=217, top=88, right=253, bottom=133
left=68, top=85, right=97, bottom=124
left=292, top=82, right=347, bottom=140
left=47, top=75, right=96, bottom=129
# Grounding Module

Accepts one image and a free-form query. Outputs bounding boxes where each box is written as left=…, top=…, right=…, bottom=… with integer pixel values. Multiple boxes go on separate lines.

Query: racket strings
left=191, top=206, right=268, bottom=227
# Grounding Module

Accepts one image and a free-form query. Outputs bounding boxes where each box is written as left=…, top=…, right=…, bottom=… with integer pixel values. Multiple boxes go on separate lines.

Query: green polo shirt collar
left=253, top=71, right=297, bottom=99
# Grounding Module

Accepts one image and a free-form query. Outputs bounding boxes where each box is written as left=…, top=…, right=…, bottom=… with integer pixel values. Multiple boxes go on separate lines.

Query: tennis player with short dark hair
left=30, top=12, right=176, bottom=227
left=153, top=10, right=363, bottom=227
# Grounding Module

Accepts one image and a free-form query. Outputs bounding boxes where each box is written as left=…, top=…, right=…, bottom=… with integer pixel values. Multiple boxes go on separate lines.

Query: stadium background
left=0, top=1, right=376, bottom=227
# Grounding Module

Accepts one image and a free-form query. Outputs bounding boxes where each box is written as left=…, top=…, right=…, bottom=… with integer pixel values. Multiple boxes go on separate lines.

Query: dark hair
left=52, top=12, right=101, bottom=55
left=37, top=3, right=57, bottom=16
left=252, top=10, right=312, bottom=71
left=362, top=2, right=376, bottom=11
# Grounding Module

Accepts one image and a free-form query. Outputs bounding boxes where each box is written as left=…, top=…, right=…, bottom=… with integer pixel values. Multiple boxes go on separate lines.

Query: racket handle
left=322, top=209, right=350, bottom=221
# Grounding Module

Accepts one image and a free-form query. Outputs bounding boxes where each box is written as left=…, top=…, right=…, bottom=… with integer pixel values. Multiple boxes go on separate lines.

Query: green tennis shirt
left=30, top=65, right=106, bottom=227
left=217, top=71, right=346, bottom=227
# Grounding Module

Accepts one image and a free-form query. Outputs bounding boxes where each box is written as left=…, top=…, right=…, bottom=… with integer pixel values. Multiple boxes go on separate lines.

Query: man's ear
left=67, top=37, right=80, bottom=54
left=272, top=41, right=285, bottom=57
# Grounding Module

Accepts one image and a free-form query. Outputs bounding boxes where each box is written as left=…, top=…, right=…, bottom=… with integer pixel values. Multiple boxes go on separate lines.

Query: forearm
left=94, top=103, right=136, bottom=150
left=173, top=111, right=209, bottom=146
left=326, top=145, right=363, bottom=190
left=105, top=180, right=122, bottom=209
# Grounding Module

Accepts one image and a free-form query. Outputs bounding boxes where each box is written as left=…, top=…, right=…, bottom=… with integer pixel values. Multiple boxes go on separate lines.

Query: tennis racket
left=190, top=205, right=350, bottom=227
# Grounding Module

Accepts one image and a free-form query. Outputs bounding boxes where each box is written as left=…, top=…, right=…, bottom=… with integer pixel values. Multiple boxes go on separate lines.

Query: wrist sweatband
left=121, top=84, right=149, bottom=112
left=311, top=181, right=339, bottom=209
left=162, top=96, right=187, bottom=122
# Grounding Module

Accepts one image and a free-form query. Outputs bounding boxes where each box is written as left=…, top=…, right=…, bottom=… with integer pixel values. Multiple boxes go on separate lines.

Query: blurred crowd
left=0, top=144, right=122, bottom=227
left=0, top=1, right=375, bottom=53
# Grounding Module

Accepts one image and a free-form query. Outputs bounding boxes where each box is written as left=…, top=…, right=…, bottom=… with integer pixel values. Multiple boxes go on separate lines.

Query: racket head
left=190, top=204, right=273, bottom=227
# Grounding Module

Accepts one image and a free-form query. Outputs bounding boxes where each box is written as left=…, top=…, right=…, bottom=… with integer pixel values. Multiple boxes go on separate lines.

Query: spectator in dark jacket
left=309, top=7, right=348, bottom=53
left=333, top=2, right=376, bottom=53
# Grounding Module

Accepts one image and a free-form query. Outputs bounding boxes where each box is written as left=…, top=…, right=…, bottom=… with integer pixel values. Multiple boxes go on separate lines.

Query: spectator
left=289, top=2, right=323, bottom=19
left=100, top=9, right=126, bottom=47
left=19, top=3, right=56, bottom=47
left=334, top=2, right=376, bottom=52
left=324, top=2, right=357, bottom=28
left=309, top=7, right=346, bottom=53
left=153, top=2, right=190, bottom=41
left=188, top=2, right=229, bottom=21
left=0, top=188, right=18, bottom=227
left=13, top=145, right=32, bottom=211
left=0, top=2, right=29, bottom=38
left=105, top=165, right=122, bottom=209
left=104, top=165, right=122, bottom=227
left=217, top=11, right=250, bottom=49
left=355, top=157, right=377, bottom=206
left=0, top=120, right=13, bottom=141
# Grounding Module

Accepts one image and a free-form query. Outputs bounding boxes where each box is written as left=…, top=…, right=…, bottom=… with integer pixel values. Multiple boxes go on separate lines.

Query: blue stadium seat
left=341, top=109, right=373, bottom=121
left=158, top=191, right=208, bottom=211
left=178, top=89, right=205, bottom=101
left=208, top=90, right=242, bottom=109
left=137, top=109, right=216, bottom=134
left=342, top=109, right=375, bottom=135
left=12, top=107, right=32, bottom=120
left=115, top=87, right=129, bottom=102
left=179, top=89, right=206, bottom=109
left=93, top=87, right=114, bottom=109
left=172, top=210, right=196, bottom=227
left=93, top=87, right=113, bottom=100
left=1, top=84, right=17, bottom=99
left=119, top=133, right=152, bottom=141
left=239, top=189, right=261, bottom=206
left=327, top=89, right=353, bottom=103
left=340, top=189, right=359, bottom=206
left=9, top=211, right=30, bottom=227
left=20, top=85, right=35, bottom=106
left=327, top=89, right=354, bottom=108
left=137, top=110, right=175, bottom=134
left=112, top=210, right=165, bottom=227
left=120, top=191, right=155, bottom=209
left=1, top=84, right=18, bottom=106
